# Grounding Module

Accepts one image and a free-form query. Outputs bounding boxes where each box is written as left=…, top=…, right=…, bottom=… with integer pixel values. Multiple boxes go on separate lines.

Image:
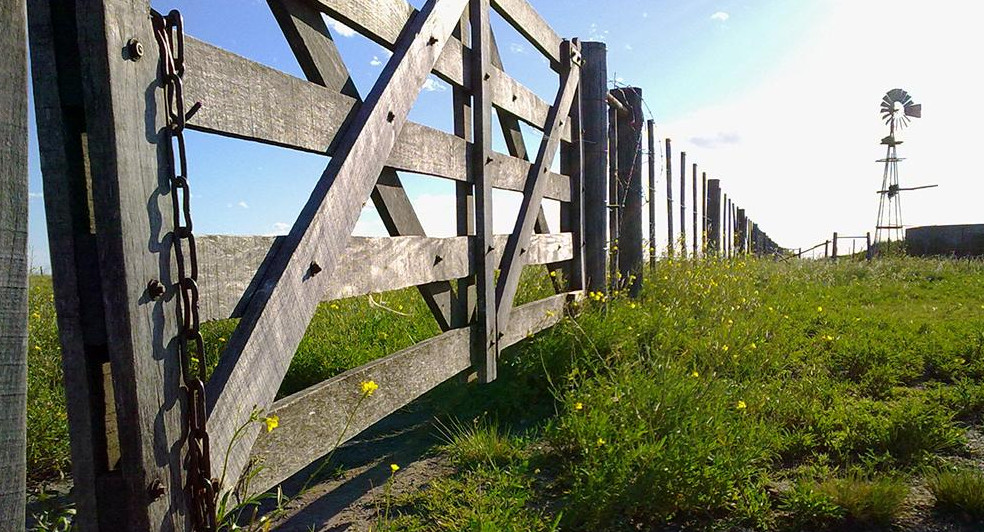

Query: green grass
left=928, top=468, right=984, bottom=522
left=25, top=255, right=984, bottom=530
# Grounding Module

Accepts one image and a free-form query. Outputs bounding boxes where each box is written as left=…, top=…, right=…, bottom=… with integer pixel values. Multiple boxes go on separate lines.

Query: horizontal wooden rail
left=195, top=233, right=574, bottom=322
left=490, top=0, right=562, bottom=68
left=183, top=38, right=570, bottom=199
left=246, top=290, right=580, bottom=494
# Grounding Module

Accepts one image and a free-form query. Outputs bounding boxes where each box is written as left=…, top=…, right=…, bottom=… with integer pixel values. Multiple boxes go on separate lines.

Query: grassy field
left=26, top=256, right=984, bottom=530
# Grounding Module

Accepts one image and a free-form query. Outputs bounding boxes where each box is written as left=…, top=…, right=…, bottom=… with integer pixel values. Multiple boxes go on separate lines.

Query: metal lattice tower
left=874, top=89, right=924, bottom=243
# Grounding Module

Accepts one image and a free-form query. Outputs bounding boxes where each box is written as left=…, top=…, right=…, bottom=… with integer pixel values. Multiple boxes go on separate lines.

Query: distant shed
left=906, top=224, right=984, bottom=257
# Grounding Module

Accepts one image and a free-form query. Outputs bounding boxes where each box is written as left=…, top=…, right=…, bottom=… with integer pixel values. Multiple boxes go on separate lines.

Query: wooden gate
left=26, top=0, right=604, bottom=528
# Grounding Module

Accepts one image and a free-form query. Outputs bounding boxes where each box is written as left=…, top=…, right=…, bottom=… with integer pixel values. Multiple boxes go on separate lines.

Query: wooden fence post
left=722, top=193, right=729, bottom=257
left=832, top=232, right=838, bottom=260
left=581, top=41, right=608, bottom=294
left=647, top=119, right=656, bottom=266
left=28, top=0, right=196, bottom=528
left=701, top=172, right=707, bottom=253
left=679, top=151, right=686, bottom=257
left=691, top=163, right=698, bottom=257
left=664, top=138, right=673, bottom=257
left=736, top=208, right=746, bottom=254
left=0, top=0, right=29, bottom=526
left=707, top=179, right=721, bottom=255
left=866, top=232, right=872, bottom=260
left=612, top=87, right=643, bottom=295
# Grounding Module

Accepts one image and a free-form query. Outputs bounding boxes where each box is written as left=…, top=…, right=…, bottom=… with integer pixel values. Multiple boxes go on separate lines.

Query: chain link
left=151, top=9, right=216, bottom=531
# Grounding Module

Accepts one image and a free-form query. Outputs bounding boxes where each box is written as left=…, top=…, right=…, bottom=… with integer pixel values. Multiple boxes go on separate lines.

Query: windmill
left=874, top=89, right=936, bottom=243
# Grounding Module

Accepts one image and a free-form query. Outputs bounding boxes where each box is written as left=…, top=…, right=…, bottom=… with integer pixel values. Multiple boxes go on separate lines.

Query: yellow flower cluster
left=360, top=380, right=379, bottom=396
left=263, top=415, right=279, bottom=432
left=588, top=291, right=607, bottom=302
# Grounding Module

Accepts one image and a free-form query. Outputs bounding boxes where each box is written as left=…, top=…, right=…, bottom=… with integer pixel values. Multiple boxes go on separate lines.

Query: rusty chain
left=151, top=9, right=216, bottom=531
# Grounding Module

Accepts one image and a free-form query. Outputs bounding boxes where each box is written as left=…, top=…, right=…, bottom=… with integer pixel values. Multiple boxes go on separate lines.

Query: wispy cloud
left=325, top=16, right=356, bottom=37
left=370, top=56, right=382, bottom=67
left=237, top=201, right=249, bottom=209
left=710, top=11, right=730, bottom=22
left=689, top=131, right=741, bottom=149
left=587, top=23, right=609, bottom=42
left=625, top=43, right=633, bottom=51
left=509, top=42, right=526, bottom=54
left=422, top=77, right=448, bottom=92
left=272, top=222, right=290, bottom=233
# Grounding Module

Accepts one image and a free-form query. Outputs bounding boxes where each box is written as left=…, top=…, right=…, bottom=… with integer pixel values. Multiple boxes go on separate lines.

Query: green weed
left=928, top=468, right=984, bottom=522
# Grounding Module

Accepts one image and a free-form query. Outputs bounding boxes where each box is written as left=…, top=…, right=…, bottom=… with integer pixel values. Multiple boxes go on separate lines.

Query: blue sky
left=28, top=0, right=972, bottom=268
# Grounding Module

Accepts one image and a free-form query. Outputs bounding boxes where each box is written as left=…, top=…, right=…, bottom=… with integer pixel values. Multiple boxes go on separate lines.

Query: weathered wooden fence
left=19, top=0, right=609, bottom=529
left=0, top=1, right=797, bottom=529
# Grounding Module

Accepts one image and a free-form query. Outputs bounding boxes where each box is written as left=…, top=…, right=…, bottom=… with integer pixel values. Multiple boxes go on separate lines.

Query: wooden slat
left=496, top=40, right=580, bottom=333
left=470, top=0, right=496, bottom=382
left=0, top=0, right=29, bottom=524
left=64, top=0, right=187, bottom=528
left=488, top=63, right=571, bottom=141
left=246, top=290, right=579, bottom=495
left=25, top=3, right=104, bottom=528
left=490, top=0, right=562, bottom=67
left=206, top=0, right=469, bottom=491
left=196, top=233, right=573, bottom=322
left=184, top=35, right=358, bottom=154
left=271, top=0, right=454, bottom=331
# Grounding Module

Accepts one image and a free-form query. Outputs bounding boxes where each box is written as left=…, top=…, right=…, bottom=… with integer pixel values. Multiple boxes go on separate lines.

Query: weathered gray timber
left=702, top=172, right=708, bottom=249
left=736, top=208, right=747, bottom=254
left=205, top=0, right=471, bottom=493
left=707, top=179, right=722, bottom=255
left=581, top=42, right=607, bottom=293
left=692, top=163, right=698, bottom=257
left=29, top=0, right=191, bottom=529
left=679, top=151, right=686, bottom=257
left=0, top=0, right=28, bottom=526
left=665, top=138, right=673, bottom=256
left=612, top=87, right=643, bottom=296
left=470, top=0, right=497, bottom=382
left=194, top=233, right=573, bottom=322
left=560, top=66, right=585, bottom=294
left=832, top=232, right=838, bottom=260
left=495, top=40, right=580, bottom=332
left=490, top=0, right=562, bottom=67
left=247, top=290, right=578, bottom=495
left=270, top=0, right=454, bottom=330
left=608, top=106, right=620, bottom=284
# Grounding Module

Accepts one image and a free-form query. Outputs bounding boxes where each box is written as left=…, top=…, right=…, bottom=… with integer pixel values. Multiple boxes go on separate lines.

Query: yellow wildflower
left=749, top=342, right=757, bottom=350
left=597, top=438, right=606, bottom=446
left=817, top=306, right=823, bottom=312
left=736, top=400, right=746, bottom=410
left=218, top=337, right=226, bottom=343
left=575, top=402, right=583, bottom=411
left=722, top=345, right=729, bottom=352
left=360, top=380, right=379, bottom=396
left=31, top=312, right=40, bottom=320
left=390, top=463, right=400, bottom=473
left=549, top=270, right=557, bottom=278
left=330, top=304, right=340, bottom=310
left=691, top=370, right=699, bottom=378
left=263, top=415, right=279, bottom=432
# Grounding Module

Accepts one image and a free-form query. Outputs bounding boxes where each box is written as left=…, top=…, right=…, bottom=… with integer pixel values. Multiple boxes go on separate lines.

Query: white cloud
left=29, top=192, right=43, bottom=199
left=643, top=12, right=649, bottom=18
left=509, top=42, right=526, bottom=54
left=587, top=23, right=610, bottom=42
left=625, top=43, right=633, bottom=51
left=370, top=56, right=382, bottom=67
left=710, top=11, right=730, bottom=22
left=325, top=16, right=356, bottom=38
left=272, top=222, right=290, bottom=233
left=421, top=77, right=448, bottom=92
left=237, top=201, right=249, bottom=209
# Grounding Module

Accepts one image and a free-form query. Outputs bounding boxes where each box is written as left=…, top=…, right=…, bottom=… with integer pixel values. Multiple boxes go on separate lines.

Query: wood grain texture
left=246, top=289, right=580, bottom=495
left=205, top=0, right=469, bottom=492
left=25, top=2, right=104, bottom=528
left=0, top=0, right=28, bottom=526
left=271, top=0, right=454, bottom=330
left=612, top=87, right=643, bottom=296
left=579, top=42, right=608, bottom=294
left=490, top=0, right=562, bottom=68
left=71, top=0, right=188, bottom=528
left=495, top=40, right=579, bottom=332
left=195, top=233, right=573, bottom=322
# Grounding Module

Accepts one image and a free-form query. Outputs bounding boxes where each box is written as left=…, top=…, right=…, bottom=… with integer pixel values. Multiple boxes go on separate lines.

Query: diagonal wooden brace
left=205, top=0, right=468, bottom=490
left=270, top=0, right=455, bottom=330
left=495, top=39, right=581, bottom=335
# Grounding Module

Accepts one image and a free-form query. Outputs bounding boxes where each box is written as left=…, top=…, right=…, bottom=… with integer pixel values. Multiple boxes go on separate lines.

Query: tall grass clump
left=928, top=468, right=984, bottom=522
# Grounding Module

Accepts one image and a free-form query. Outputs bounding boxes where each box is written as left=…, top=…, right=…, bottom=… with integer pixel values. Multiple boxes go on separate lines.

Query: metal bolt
left=126, top=38, right=144, bottom=61
left=148, top=478, right=165, bottom=500
left=308, top=261, right=323, bottom=276
left=147, top=279, right=165, bottom=300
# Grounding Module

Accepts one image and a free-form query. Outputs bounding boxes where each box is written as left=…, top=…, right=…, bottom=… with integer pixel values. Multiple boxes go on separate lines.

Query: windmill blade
left=887, top=88, right=906, bottom=102
left=898, top=89, right=911, bottom=105
left=904, top=103, right=921, bottom=118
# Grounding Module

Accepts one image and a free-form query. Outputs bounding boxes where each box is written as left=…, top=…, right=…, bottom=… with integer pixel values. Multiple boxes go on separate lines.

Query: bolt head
left=147, top=279, right=165, bottom=300
left=126, top=38, right=144, bottom=61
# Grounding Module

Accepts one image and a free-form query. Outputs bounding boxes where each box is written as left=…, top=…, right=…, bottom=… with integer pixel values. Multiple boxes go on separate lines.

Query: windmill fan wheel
left=880, top=88, right=922, bottom=130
